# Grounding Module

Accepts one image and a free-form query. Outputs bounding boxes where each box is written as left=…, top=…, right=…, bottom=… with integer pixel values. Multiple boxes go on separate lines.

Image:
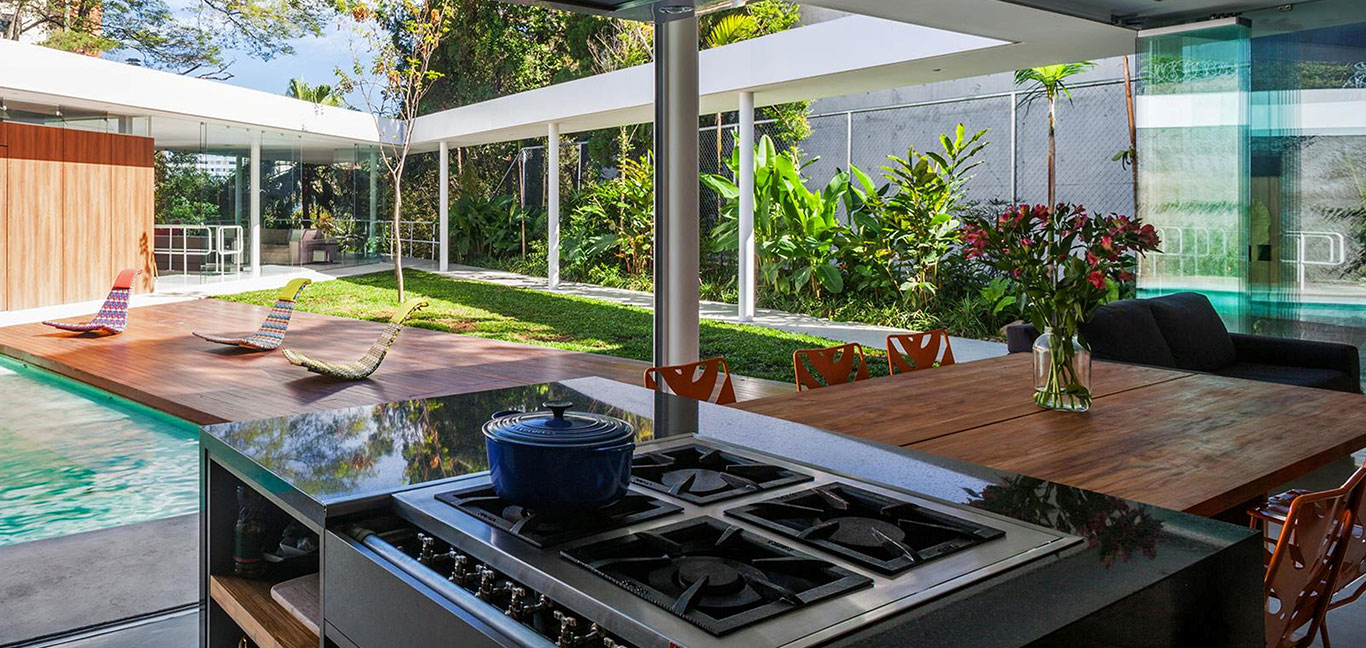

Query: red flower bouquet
left=963, top=204, right=1160, bottom=411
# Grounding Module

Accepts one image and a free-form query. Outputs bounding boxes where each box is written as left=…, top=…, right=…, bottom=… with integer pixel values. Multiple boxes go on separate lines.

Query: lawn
left=217, top=270, right=889, bottom=383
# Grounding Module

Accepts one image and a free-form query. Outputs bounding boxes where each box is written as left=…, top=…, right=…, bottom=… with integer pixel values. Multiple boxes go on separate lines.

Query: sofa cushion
left=1079, top=299, right=1177, bottom=368
left=1213, top=362, right=1358, bottom=393
left=1146, top=292, right=1237, bottom=371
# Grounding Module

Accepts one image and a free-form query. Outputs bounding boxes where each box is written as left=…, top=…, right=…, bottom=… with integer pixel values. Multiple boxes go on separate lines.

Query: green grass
left=216, top=270, right=889, bottom=383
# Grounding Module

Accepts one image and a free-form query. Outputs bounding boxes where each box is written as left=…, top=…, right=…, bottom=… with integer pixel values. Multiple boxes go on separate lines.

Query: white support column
left=548, top=122, right=561, bottom=289
left=368, top=149, right=379, bottom=253
left=439, top=140, right=450, bottom=272
left=738, top=91, right=756, bottom=322
left=249, top=131, right=262, bottom=278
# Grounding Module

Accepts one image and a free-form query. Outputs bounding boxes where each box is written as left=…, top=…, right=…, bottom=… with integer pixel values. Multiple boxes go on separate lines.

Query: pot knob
left=543, top=400, right=574, bottom=420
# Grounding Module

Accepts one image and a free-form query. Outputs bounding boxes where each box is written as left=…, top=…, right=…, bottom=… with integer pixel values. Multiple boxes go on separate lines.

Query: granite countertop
left=203, top=376, right=1261, bottom=647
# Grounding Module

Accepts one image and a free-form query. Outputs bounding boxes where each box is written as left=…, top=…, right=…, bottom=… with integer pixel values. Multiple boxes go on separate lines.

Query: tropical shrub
left=449, top=192, right=544, bottom=261
left=703, top=135, right=869, bottom=298
left=564, top=154, right=654, bottom=277
left=840, top=125, right=987, bottom=308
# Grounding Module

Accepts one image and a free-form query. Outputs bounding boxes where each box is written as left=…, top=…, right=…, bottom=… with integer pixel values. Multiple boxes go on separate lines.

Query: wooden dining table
left=732, top=353, right=1366, bottom=518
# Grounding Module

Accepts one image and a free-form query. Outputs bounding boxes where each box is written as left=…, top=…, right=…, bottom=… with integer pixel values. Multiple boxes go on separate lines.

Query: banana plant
left=703, top=135, right=870, bottom=297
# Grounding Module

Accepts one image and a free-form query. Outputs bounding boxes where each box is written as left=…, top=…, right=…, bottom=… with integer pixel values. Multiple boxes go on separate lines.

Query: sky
left=188, top=9, right=364, bottom=99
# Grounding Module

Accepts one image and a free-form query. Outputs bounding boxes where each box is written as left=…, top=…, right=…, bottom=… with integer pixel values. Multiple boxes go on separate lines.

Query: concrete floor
left=0, top=514, right=198, bottom=647
left=36, top=611, right=197, bottom=648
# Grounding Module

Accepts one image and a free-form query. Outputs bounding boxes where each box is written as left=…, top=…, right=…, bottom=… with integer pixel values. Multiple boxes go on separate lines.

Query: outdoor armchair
left=193, top=278, right=312, bottom=351
left=282, top=298, right=429, bottom=380
left=42, top=269, right=141, bottom=335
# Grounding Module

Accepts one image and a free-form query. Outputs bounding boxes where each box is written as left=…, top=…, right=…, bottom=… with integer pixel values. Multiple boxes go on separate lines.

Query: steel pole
left=652, top=10, right=700, bottom=368
left=548, top=122, right=561, bottom=289
left=738, top=91, right=756, bottom=322
left=439, top=140, right=450, bottom=272
left=249, top=131, right=261, bottom=278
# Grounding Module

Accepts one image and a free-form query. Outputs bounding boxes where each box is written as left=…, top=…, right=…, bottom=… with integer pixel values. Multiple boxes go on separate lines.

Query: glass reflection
left=966, top=475, right=1163, bottom=566
left=210, top=383, right=660, bottom=500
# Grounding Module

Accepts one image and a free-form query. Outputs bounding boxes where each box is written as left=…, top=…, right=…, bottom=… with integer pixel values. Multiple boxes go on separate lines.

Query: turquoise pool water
left=0, top=356, right=199, bottom=547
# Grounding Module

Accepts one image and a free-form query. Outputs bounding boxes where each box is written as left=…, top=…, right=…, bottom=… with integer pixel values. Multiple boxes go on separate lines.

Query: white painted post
left=439, top=140, right=450, bottom=272
left=738, top=91, right=756, bottom=322
left=249, top=131, right=262, bottom=278
left=548, top=122, right=561, bottom=289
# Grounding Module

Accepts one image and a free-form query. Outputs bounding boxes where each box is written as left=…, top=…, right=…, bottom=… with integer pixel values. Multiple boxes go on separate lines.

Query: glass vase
left=1032, top=327, right=1093, bottom=412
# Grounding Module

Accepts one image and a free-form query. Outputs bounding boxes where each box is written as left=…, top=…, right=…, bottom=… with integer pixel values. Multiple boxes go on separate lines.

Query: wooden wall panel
left=6, top=122, right=65, bottom=310
left=63, top=129, right=115, bottom=303
left=110, top=134, right=156, bottom=294
left=2, top=123, right=154, bottom=310
left=0, top=123, right=7, bottom=312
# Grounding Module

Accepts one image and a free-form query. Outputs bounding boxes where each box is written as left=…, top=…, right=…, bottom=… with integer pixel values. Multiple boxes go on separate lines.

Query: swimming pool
left=0, top=356, right=199, bottom=547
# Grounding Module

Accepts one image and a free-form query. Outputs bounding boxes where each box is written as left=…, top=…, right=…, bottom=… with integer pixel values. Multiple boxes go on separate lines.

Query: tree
left=337, top=0, right=451, bottom=302
left=4, top=0, right=335, bottom=79
left=286, top=78, right=345, bottom=107
left=1014, top=61, right=1095, bottom=207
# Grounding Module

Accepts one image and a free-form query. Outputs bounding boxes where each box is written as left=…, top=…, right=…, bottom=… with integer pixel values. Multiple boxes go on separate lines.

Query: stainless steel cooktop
left=381, top=436, right=1084, bottom=648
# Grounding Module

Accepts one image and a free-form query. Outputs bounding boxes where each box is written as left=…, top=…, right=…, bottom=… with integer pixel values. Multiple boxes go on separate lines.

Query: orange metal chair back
left=886, top=330, right=955, bottom=374
left=793, top=343, right=869, bottom=391
left=1264, top=468, right=1364, bottom=648
left=1327, top=467, right=1366, bottom=613
left=644, top=357, right=737, bottom=405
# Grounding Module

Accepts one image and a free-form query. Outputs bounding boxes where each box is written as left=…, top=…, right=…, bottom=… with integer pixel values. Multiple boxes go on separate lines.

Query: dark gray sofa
left=1005, top=292, right=1361, bottom=394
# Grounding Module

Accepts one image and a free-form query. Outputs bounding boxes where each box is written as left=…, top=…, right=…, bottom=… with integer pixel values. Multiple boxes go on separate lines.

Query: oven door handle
left=354, top=530, right=558, bottom=648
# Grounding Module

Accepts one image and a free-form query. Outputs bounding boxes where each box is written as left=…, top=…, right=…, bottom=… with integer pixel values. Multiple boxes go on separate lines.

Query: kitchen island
left=201, top=377, right=1261, bottom=648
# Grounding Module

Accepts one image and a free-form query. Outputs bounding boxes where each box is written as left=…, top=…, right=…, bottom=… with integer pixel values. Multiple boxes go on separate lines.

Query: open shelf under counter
left=209, top=574, right=318, bottom=648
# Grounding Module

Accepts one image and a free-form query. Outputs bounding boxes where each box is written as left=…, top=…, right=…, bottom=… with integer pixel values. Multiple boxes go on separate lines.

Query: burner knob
left=417, top=533, right=436, bottom=564
left=504, top=587, right=527, bottom=617
left=553, top=611, right=578, bottom=647
left=601, top=639, right=622, bottom=648
left=447, top=553, right=470, bottom=583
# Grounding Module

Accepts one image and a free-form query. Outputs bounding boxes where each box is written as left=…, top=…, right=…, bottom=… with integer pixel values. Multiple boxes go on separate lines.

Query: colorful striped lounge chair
left=193, top=278, right=312, bottom=351
left=43, top=269, right=141, bottom=334
left=282, top=298, right=429, bottom=380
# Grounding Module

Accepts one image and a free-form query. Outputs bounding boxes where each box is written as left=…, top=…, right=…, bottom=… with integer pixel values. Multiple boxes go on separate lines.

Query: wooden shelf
left=209, top=574, right=318, bottom=648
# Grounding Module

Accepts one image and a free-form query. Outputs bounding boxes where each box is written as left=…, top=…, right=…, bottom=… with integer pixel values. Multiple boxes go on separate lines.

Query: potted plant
left=963, top=204, right=1160, bottom=411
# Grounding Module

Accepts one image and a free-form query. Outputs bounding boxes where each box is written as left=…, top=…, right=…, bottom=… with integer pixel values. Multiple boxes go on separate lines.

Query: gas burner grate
left=630, top=444, right=812, bottom=504
left=436, top=484, right=682, bottom=548
left=561, top=516, right=870, bottom=636
left=726, top=483, right=1005, bottom=575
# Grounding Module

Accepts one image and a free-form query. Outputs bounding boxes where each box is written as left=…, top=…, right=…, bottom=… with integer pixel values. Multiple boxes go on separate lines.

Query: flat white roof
left=0, top=39, right=385, bottom=147
left=0, top=3, right=1137, bottom=152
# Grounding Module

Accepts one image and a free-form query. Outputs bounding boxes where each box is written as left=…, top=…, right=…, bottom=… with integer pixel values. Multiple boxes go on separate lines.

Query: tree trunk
left=393, top=177, right=405, bottom=303
left=1122, top=55, right=1138, bottom=213
left=1047, top=96, right=1057, bottom=209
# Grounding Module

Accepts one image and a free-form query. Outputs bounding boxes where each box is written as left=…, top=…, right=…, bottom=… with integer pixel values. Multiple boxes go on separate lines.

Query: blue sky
left=201, top=13, right=361, bottom=98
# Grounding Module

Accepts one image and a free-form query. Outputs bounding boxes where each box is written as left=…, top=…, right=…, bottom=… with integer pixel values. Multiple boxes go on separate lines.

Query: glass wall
left=1139, top=1, right=1366, bottom=355
left=154, top=121, right=381, bottom=281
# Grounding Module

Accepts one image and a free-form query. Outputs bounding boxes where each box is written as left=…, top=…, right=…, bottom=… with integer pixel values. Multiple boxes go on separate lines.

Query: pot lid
left=484, top=401, right=635, bottom=447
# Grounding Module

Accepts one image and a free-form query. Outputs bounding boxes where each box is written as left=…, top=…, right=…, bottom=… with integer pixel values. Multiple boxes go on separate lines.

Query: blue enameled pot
left=483, top=401, right=635, bottom=510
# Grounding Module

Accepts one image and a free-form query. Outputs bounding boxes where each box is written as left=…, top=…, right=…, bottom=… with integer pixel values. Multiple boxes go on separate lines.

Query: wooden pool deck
left=0, top=299, right=790, bottom=426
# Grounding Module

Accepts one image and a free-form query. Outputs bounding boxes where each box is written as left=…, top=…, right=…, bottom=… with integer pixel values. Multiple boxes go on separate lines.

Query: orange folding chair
left=886, top=330, right=955, bottom=374
left=793, top=343, right=869, bottom=391
left=1252, top=466, right=1366, bottom=647
left=1261, top=468, right=1365, bottom=648
left=644, top=357, right=737, bottom=405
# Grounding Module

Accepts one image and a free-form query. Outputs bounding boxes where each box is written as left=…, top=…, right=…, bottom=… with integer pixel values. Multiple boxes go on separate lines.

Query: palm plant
left=703, top=14, right=758, bottom=216
left=285, top=79, right=344, bottom=107
left=1014, top=62, right=1095, bottom=207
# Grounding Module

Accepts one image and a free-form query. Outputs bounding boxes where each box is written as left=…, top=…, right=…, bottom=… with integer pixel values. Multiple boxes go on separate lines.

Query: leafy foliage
left=704, top=135, right=868, bottom=298
left=566, top=155, right=654, bottom=277
left=842, top=125, right=987, bottom=307
left=7, top=0, right=333, bottom=78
